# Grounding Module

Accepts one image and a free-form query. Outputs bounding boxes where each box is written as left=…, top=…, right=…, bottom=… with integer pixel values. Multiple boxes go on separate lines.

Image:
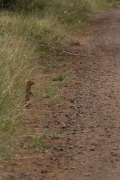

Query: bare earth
left=2, top=6, right=120, bottom=180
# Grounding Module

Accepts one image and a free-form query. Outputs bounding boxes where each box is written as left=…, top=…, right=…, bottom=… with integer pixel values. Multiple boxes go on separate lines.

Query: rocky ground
left=1, top=5, right=120, bottom=180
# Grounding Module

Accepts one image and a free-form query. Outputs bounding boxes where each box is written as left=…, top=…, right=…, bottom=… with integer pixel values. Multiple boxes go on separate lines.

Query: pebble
left=90, top=148, right=95, bottom=151
left=113, top=147, right=118, bottom=150
left=84, top=173, right=90, bottom=177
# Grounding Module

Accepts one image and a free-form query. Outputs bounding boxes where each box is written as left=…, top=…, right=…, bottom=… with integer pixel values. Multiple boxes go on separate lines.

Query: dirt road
left=2, top=5, right=120, bottom=180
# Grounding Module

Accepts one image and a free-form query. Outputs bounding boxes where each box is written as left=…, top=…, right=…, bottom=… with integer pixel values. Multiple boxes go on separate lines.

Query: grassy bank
left=0, top=0, right=120, bottom=160
left=8, top=0, right=120, bottom=29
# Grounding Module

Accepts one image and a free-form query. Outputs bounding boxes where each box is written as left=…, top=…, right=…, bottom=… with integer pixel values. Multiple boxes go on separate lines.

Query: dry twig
left=39, top=40, right=89, bottom=57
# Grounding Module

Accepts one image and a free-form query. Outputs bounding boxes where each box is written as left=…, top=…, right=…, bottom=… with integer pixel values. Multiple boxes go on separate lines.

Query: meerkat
left=25, top=81, right=35, bottom=107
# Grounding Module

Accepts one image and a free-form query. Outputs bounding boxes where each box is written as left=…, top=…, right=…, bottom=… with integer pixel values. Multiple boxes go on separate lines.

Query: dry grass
left=0, top=10, right=70, bottom=160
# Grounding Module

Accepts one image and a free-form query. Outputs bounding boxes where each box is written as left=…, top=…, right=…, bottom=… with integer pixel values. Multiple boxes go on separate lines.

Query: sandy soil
left=2, top=5, right=120, bottom=180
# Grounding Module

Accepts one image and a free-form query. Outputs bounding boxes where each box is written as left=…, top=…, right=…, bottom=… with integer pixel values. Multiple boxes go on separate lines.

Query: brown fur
left=25, top=81, right=35, bottom=106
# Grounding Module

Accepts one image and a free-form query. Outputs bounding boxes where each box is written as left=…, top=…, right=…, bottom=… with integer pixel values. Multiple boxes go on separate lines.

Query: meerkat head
left=27, top=81, right=35, bottom=86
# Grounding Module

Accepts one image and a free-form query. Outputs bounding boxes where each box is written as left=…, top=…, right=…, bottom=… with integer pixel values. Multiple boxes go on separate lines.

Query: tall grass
left=2, top=0, right=119, bottom=34
left=0, top=10, right=69, bottom=159
left=8, top=0, right=120, bottom=31
left=0, top=16, right=35, bottom=159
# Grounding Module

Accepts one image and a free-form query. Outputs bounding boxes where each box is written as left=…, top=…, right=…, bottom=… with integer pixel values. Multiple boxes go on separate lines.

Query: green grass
left=43, top=85, right=63, bottom=105
left=52, top=73, right=67, bottom=81
left=19, top=130, right=67, bottom=151
left=43, top=62, right=62, bottom=70
left=0, top=10, right=70, bottom=159
left=6, top=0, right=120, bottom=32
left=20, top=136, right=54, bottom=151
left=44, top=86, right=56, bottom=98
